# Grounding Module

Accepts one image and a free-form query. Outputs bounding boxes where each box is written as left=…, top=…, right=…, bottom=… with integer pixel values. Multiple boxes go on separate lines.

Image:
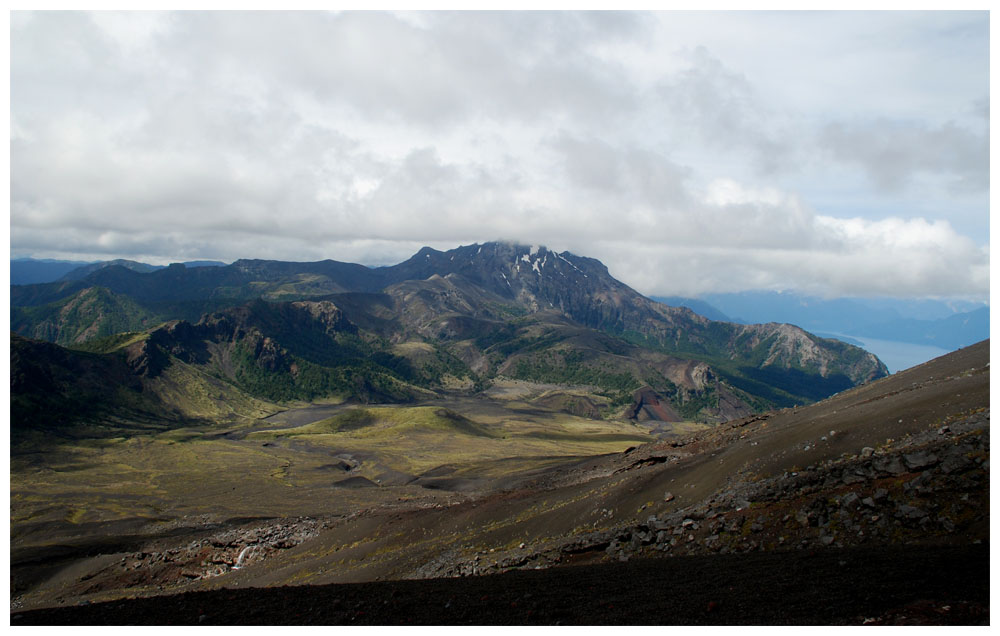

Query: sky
left=9, top=10, right=991, bottom=300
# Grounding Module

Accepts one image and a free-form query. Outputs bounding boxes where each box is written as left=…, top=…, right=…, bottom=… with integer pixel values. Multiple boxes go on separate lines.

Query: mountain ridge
left=10, top=242, right=887, bottom=424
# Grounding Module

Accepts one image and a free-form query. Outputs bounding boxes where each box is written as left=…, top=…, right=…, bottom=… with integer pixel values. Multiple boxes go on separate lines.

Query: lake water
left=829, top=334, right=953, bottom=374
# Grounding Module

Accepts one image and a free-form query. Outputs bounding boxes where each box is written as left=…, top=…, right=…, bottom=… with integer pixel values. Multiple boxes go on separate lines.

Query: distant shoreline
left=824, top=333, right=952, bottom=374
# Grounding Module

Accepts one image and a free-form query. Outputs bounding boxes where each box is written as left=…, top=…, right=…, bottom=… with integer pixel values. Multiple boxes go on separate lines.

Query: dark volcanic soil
left=12, top=543, right=988, bottom=625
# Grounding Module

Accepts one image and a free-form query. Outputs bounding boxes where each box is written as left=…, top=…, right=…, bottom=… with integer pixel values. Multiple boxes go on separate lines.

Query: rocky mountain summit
left=11, top=242, right=887, bottom=425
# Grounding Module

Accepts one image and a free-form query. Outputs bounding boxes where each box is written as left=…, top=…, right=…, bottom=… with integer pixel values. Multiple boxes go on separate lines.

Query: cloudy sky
left=10, top=10, right=990, bottom=299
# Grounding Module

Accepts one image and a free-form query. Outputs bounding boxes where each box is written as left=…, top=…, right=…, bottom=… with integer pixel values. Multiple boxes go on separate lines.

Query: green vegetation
left=69, top=330, right=150, bottom=354
left=483, top=301, right=529, bottom=319
left=258, top=406, right=497, bottom=440
left=512, top=356, right=642, bottom=393
left=675, top=386, right=719, bottom=421
left=11, top=286, right=163, bottom=346
left=389, top=341, right=475, bottom=388
left=596, top=388, right=635, bottom=409
left=229, top=341, right=415, bottom=404
left=478, top=324, right=567, bottom=360
left=615, top=327, right=858, bottom=409
left=732, top=367, right=854, bottom=404
left=10, top=391, right=657, bottom=538
left=518, top=430, right=652, bottom=444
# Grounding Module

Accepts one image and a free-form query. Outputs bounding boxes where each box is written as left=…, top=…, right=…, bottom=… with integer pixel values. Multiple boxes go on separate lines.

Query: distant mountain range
left=653, top=292, right=988, bottom=351
left=10, top=258, right=95, bottom=285
left=10, top=243, right=888, bottom=436
left=16, top=257, right=982, bottom=351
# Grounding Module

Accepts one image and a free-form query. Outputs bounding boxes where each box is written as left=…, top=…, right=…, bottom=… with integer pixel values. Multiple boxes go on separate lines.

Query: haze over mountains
left=655, top=292, right=988, bottom=370
left=11, top=258, right=227, bottom=285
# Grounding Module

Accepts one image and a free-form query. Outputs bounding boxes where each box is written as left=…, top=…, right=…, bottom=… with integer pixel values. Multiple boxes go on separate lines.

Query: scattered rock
left=903, top=452, right=939, bottom=471
left=874, top=456, right=907, bottom=475
left=895, top=505, right=927, bottom=521
left=842, top=473, right=866, bottom=485
left=840, top=493, right=860, bottom=509
left=940, top=455, right=972, bottom=475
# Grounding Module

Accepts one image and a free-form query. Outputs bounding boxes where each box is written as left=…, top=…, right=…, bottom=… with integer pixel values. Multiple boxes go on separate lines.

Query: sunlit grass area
left=11, top=397, right=656, bottom=538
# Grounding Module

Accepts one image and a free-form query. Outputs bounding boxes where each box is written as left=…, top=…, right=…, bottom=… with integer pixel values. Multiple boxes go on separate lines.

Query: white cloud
left=9, top=10, right=989, bottom=301
left=580, top=214, right=989, bottom=299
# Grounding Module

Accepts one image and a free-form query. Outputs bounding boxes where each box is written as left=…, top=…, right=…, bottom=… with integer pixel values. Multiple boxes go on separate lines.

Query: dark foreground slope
left=12, top=543, right=988, bottom=625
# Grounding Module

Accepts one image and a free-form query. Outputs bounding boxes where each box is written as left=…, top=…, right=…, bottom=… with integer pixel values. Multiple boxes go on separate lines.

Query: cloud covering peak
left=10, top=10, right=989, bottom=299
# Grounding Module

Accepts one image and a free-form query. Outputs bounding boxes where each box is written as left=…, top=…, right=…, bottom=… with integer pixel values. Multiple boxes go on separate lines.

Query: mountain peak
left=476, top=240, right=550, bottom=256
left=415, top=246, right=443, bottom=258
left=392, top=242, right=602, bottom=285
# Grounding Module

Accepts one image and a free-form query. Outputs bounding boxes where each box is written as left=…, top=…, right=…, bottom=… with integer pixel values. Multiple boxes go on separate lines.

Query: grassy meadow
left=11, top=390, right=661, bottom=547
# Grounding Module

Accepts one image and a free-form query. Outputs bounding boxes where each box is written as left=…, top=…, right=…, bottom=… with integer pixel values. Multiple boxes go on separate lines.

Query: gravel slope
left=12, top=543, right=988, bottom=625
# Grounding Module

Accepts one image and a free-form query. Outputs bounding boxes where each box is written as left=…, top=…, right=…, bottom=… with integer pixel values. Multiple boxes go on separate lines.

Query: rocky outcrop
left=290, top=300, right=355, bottom=335
left=626, top=387, right=682, bottom=422
left=125, top=338, right=170, bottom=378
left=87, top=516, right=343, bottom=592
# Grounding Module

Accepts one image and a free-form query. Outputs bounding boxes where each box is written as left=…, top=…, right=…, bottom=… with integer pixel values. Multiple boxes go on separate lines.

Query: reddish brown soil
left=11, top=543, right=988, bottom=625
